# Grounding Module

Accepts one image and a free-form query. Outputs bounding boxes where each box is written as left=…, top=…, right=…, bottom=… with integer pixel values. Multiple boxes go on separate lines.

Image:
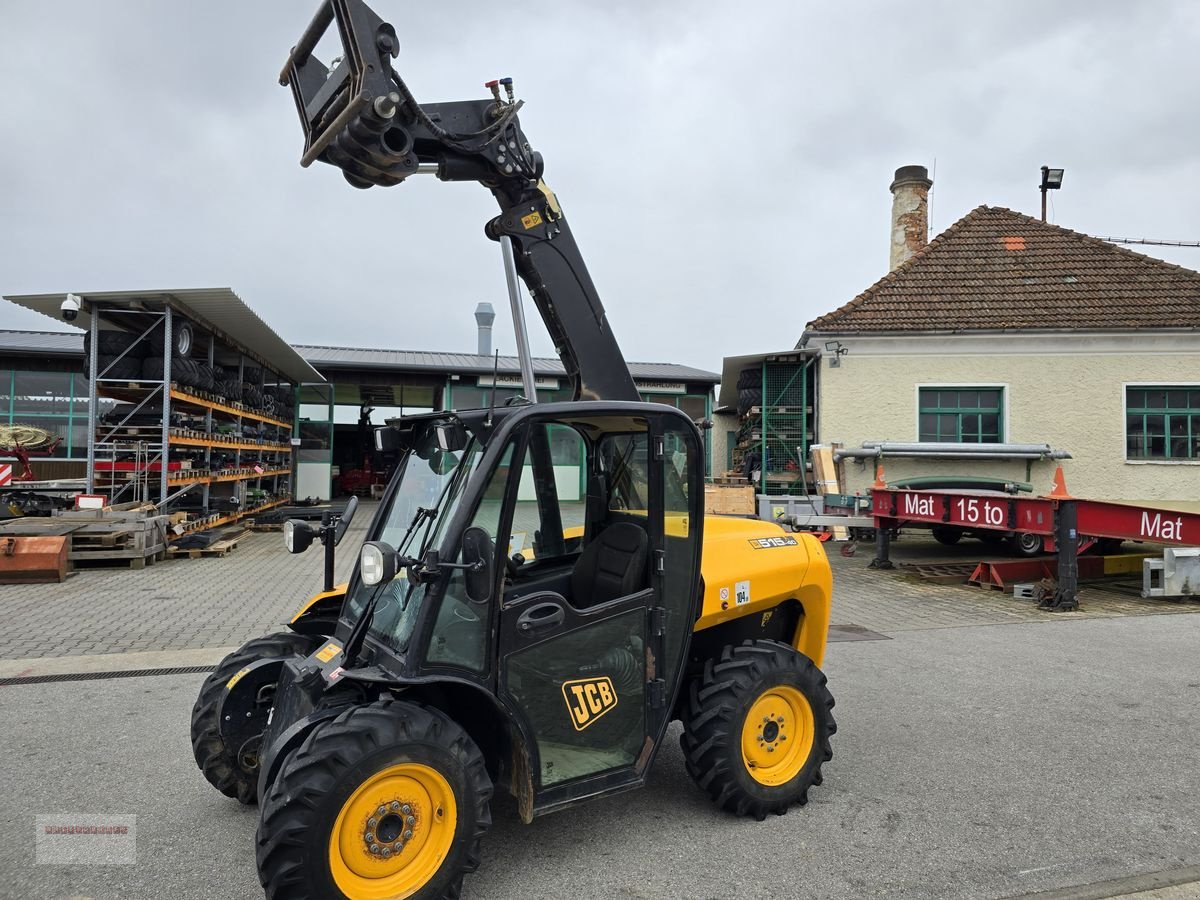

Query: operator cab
left=338, top=401, right=704, bottom=807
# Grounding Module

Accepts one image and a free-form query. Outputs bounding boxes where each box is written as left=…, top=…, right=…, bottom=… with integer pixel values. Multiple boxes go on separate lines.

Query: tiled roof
left=807, top=206, right=1200, bottom=333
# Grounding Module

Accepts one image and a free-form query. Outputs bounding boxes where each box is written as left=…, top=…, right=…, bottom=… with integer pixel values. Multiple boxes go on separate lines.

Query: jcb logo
left=562, top=677, right=618, bottom=731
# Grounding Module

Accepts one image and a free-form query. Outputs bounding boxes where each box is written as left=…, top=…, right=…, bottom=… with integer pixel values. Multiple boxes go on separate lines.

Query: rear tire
left=931, top=526, right=962, bottom=546
left=190, top=631, right=321, bottom=804
left=1010, top=532, right=1044, bottom=557
left=256, top=700, right=492, bottom=900
left=681, top=640, right=835, bottom=820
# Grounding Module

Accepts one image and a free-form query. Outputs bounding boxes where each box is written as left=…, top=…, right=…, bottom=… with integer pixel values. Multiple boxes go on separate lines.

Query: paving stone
left=1, top=508, right=1196, bottom=662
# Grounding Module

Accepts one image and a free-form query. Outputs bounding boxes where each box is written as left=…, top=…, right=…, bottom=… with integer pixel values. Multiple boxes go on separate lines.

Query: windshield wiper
left=345, top=449, right=474, bottom=663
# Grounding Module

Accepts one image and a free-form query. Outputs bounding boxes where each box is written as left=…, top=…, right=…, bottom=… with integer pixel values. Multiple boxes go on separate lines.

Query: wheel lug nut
left=391, top=801, right=401, bottom=811
left=377, top=806, right=386, bottom=816
left=381, top=848, right=392, bottom=858
left=402, top=805, right=412, bottom=815
left=762, top=717, right=770, bottom=723
left=367, top=817, right=377, bottom=828
left=406, top=815, right=415, bottom=825
left=403, top=830, right=413, bottom=840
left=365, top=832, right=375, bottom=843
left=370, top=844, right=381, bottom=854
left=767, top=746, right=775, bottom=753
left=393, top=841, right=403, bottom=851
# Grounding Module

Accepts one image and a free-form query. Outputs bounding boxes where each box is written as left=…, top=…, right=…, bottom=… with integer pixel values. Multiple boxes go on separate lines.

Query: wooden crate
left=704, top=483, right=756, bottom=516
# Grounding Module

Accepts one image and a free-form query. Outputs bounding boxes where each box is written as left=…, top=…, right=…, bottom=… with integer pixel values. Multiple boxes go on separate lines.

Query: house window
left=1126, top=387, right=1200, bottom=460
left=918, top=388, right=1003, bottom=443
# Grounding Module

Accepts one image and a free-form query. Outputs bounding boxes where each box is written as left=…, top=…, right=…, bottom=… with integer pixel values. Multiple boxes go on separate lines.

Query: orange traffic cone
left=872, top=464, right=887, bottom=490
left=1047, top=465, right=1072, bottom=499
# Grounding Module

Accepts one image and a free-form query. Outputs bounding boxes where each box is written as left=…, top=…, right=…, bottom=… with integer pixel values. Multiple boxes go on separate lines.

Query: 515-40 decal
left=748, top=536, right=797, bottom=549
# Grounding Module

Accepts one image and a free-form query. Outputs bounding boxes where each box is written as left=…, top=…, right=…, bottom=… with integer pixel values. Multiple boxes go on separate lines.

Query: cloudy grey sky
left=2, top=1, right=1198, bottom=374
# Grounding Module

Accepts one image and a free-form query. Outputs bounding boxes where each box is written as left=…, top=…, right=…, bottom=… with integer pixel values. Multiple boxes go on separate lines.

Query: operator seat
left=570, top=522, right=649, bottom=608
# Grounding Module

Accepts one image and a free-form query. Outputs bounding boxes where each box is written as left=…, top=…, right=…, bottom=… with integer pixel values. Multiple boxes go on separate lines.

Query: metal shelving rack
left=85, top=303, right=295, bottom=522
left=730, top=353, right=817, bottom=496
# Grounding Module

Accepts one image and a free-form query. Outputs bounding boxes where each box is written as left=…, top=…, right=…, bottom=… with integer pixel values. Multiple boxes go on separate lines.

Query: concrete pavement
left=0, top=612, right=1197, bottom=899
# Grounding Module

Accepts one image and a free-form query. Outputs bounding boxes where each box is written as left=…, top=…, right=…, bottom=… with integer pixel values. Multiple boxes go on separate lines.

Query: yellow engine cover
left=697, top=516, right=832, bottom=668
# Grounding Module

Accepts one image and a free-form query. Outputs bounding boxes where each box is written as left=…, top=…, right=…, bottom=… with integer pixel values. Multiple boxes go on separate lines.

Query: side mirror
left=360, top=541, right=397, bottom=586
left=334, top=495, right=359, bottom=546
left=462, top=526, right=495, bottom=604
left=284, top=519, right=316, bottom=554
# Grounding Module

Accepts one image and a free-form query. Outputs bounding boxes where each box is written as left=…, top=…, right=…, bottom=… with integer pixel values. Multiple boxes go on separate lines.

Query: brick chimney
left=889, top=165, right=932, bottom=270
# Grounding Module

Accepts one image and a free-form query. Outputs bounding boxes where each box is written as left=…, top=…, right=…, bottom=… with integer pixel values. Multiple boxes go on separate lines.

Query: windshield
left=345, top=427, right=486, bottom=654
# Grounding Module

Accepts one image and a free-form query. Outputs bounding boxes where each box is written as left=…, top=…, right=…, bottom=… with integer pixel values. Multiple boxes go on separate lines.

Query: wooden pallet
left=9, top=508, right=174, bottom=569
left=72, top=549, right=167, bottom=570
left=167, top=531, right=247, bottom=559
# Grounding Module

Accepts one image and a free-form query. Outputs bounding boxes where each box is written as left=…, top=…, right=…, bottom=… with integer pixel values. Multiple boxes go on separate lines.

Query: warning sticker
left=521, top=211, right=543, bottom=230
left=315, top=643, right=341, bottom=663
left=719, top=587, right=729, bottom=602
left=735, top=580, right=751, bottom=606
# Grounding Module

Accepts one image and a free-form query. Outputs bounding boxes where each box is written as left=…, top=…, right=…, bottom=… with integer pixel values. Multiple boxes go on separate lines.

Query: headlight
left=360, top=541, right=397, bottom=586
left=283, top=519, right=315, bottom=554
left=361, top=544, right=384, bottom=584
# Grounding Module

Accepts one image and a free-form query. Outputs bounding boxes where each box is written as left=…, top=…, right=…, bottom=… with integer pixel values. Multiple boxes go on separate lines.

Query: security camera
left=61, top=293, right=82, bottom=322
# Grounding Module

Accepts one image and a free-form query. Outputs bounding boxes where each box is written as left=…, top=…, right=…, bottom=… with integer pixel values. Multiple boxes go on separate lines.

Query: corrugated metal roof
left=715, top=349, right=818, bottom=409
left=0, top=330, right=85, bottom=355
left=3, top=289, right=324, bottom=385
left=292, top=344, right=719, bottom=383
left=0, top=329, right=719, bottom=384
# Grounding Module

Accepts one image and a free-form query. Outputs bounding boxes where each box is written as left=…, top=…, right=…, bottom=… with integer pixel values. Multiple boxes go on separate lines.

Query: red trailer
left=869, top=467, right=1200, bottom=610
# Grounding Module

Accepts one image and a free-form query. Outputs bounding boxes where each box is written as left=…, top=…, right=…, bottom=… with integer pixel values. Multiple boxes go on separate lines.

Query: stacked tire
left=193, top=363, right=217, bottom=394
left=143, top=356, right=202, bottom=387
left=736, top=367, right=762, bottom=417
left=149, top=321, right=195, bottom=360
left=84, top=329, right=145, bottom=381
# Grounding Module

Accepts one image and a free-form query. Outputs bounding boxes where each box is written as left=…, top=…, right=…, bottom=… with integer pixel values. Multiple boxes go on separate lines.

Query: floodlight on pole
left=1040, top=165, right=1064, bottom=222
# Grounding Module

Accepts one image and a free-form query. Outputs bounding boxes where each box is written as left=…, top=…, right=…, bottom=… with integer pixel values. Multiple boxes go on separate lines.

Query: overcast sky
left=2, top=1, right=1198, bottom=375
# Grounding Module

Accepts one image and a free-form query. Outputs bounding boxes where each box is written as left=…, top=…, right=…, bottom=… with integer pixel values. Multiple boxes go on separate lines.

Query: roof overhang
left=717, top=348, right=818, bottom=410
left=3, top=288, right=323, bottom=385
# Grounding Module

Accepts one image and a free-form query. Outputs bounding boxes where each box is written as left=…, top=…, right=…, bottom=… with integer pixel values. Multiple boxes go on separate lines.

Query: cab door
left=496, top=412, right=703, bottom=815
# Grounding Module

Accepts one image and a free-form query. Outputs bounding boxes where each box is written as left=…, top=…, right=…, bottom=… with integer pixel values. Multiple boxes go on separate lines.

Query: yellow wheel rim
left=741, top=685, right=815, bottom=786
left=328, top=763, right=458, bottom=900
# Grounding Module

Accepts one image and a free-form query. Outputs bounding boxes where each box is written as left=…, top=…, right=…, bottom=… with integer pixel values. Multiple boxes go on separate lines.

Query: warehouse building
left=0, top=296, right=718, bottom=499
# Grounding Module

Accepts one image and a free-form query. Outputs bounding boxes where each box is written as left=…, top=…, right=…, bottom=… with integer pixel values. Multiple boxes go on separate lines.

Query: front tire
left=190, top=631, right=321, bottom=804
left=256, top=700, right=492, bottom=900
left=681, top=640, right=835, bottom=820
